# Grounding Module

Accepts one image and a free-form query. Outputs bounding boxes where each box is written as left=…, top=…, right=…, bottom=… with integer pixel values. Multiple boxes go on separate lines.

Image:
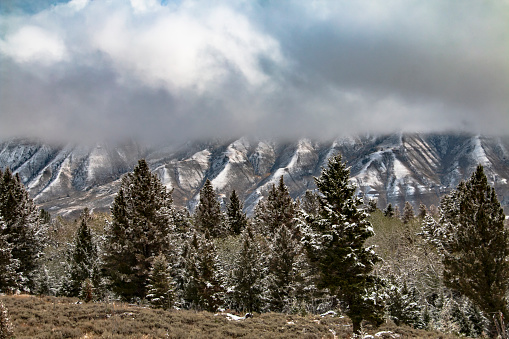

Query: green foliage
left=306, top=154, right=383, bottom=333
left=0, top=168, right=42, bottom=292
left=195, top=179, right=224, bottom=238
left=103, top=159, right=176, bottom=302
left=146, top=253, right=174, bottom=310
left=386, top=279, right=424, bottom=328
left=183, top=232, right=223, bottom=311
left=301, top=190, right=320, bottom=216
left=432, top=165, right=509, bottom=330
left=0, top=219, right=19, bottom=293
left=266, top=224, right=311, bottom=313
left=231, top=226, right=264, bottom=312
left=254, top=176, right=297, bottom=235
left=383, top=203, right=395, bottom=218
left=65, top=210, right=99, bottom=298
left=226, top=190, right=247, bottom=235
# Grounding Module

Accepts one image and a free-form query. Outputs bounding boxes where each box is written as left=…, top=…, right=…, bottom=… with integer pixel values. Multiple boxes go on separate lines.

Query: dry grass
left=1, top=295, right=463, bottom=338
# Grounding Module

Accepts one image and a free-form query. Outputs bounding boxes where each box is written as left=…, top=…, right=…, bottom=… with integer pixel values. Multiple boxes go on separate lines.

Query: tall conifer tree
left=226, top=190, right=247, bottom=235
left=63, top=209, right=99, bottom=298
left=183, top=231, right=222, bottom=311
left=254, top=176, right=297, bottom=235
left=0, top=218, right=19, bottom=293
left=195, top=179, right=223, bottom=238
left=232, top=226, right=264, bottom=312
left=305, top=154, right=383, bottom=333
left=103, top=159, right=175, bottom=301
left=0, top=168, right=41, bottom=292
left=146, top=253, right=174, bottom=310
left=427, top=165, right=509, bottom=333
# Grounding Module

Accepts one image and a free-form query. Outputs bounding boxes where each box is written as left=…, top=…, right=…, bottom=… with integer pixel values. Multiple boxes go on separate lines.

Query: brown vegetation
left=1, top=295, right=464, bottom=338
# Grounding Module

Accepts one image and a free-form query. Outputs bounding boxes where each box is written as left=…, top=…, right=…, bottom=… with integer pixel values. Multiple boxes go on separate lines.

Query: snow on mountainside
left=1, top=134, right=508, bottom=217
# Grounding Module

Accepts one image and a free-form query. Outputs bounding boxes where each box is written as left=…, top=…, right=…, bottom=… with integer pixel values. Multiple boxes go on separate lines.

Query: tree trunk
left=352, top=319, right=361, bottom=335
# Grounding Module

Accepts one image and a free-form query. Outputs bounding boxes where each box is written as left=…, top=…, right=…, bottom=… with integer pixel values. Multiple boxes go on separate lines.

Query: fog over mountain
left=1, top=0, right=508, bottom=144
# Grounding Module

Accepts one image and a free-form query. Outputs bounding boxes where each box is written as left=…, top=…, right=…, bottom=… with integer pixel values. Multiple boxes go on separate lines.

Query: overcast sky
left=1, top=0, right=508, bottom=143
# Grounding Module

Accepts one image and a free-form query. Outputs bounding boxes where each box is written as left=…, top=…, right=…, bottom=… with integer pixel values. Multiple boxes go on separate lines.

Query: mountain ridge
left=1, top=133, right=508, bottom=217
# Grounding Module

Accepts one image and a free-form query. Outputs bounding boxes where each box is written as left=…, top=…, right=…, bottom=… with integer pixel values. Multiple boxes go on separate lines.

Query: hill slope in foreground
left=1, top=295, right=462, bottom=338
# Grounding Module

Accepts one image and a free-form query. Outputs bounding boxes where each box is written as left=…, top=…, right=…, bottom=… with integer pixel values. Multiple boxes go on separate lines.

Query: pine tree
left=195, top=179, right=223, bottom=238
left=383, top=203, right=395, bottom=218
left=103, top=159, right=176, bottom=301
left=146, top=253, right=174, bottom=310
left=418, top=203, right=427, bottom=219
left=301, top=190, right=320, bottom=216
left=232, top=226, right=264, bottom=312
left=306, top=154, right=383, bottom=334
left=183, top=231, right=223, bottom=311
left=254, top=176, right=297, bottom=235
left=0, top=168, right=42, bottom=292
left=367, top=198, right=378, bottom=213
left=402, top=201, right=415, bottom=224
left=386, top=279, right=423, bottom=328
left=226, top=190, right=247, bottom=235
left=266, top=224, right=310, bottom=312
left=0, top=301, right=14, bottom=339
left=432, top=165, right=509, bottom=334
left=0, top=218, right=19, bottom=293
left=67, top=210, right=98, bottom=298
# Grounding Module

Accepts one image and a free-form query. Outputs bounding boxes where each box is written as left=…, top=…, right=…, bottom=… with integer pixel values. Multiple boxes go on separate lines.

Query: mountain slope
left=1, top=134, right=508, bottom=216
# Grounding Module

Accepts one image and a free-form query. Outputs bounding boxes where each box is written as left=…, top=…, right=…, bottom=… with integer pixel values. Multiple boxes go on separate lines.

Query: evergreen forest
left=1, top=156, right=508, bottom=337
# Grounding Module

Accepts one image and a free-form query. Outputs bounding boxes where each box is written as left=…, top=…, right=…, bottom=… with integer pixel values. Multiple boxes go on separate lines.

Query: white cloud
left=0, top=0, right=508, bottom=143
left=0, top=25, right=67, bottom=64
left=91, top=4, right=282, bottom=92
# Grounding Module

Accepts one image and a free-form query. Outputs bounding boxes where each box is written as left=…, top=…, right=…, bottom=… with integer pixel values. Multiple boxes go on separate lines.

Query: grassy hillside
left=1, top=295, right=463, bottom=338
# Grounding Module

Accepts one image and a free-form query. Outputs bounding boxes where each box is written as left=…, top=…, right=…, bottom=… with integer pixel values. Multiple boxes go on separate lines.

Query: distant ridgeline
left=0, top=133, right=508, bottom=216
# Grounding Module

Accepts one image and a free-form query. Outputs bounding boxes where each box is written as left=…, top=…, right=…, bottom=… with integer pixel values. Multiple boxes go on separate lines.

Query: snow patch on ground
left=472, top=135, right=490, bottom=167
left=189, top=149, right=211, bottom=167
left=354, top=151, right=385, bottom=187
left=212, top=162, right=232, bottom=191
left=393, top=158, right=411, bottom=180
left=212, top=138, right=250, bottom=190
left=87, top=145, right=109, bottom=182
left=154, top=165, right=173, bottom=190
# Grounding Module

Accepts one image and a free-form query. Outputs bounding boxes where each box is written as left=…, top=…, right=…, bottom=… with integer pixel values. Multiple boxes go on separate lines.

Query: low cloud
left=1, top=0, right=508, bottom=143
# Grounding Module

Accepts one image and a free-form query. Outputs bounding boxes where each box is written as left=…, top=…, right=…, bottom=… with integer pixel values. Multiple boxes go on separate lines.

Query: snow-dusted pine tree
left=254, top=176, right=297, bottom=235
left=305, top=154, right=383, bottom=334
left=231, top=226, right=264, bottom=312
left=183, top=231, right=223, bottom=311
left=195, top=179, right=224, bottom=238
left=146, top=253, right=174, bottom=310
left=66, top=210, right=98, bottom=298
left=386, top=279, right=424, bottom=328
left=301, top=190, right=320, bottom=216
left=0, top=218, right=19, bottom=293
left=226, top=190, right=247, bottom=235
left=429, top=165, right=509, bottom=334
left=103, top=159, right=176, bottom=301
left=0, top=168, right=42, bottom=292
left=266, top=223, right=311, bottom=313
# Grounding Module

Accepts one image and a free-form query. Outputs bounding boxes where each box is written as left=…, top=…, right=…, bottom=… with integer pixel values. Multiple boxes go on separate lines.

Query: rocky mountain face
left=1, top=133, right=509, bottom=217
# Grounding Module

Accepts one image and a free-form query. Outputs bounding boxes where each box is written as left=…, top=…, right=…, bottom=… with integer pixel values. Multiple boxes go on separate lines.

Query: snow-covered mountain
left=1, top=134, right=509, bottom=216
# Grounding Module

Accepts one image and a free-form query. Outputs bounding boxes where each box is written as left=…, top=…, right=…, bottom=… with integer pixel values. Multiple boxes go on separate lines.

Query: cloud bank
left=1, top=0, right=508, bottom=143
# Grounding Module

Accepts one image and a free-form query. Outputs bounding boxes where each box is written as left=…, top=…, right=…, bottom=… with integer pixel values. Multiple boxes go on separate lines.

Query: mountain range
left=1, top=133, right=508, bottom=217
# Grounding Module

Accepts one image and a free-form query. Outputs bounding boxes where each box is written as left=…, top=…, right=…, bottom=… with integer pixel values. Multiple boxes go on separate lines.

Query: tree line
left=0, top=156, right=508, bottom=337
